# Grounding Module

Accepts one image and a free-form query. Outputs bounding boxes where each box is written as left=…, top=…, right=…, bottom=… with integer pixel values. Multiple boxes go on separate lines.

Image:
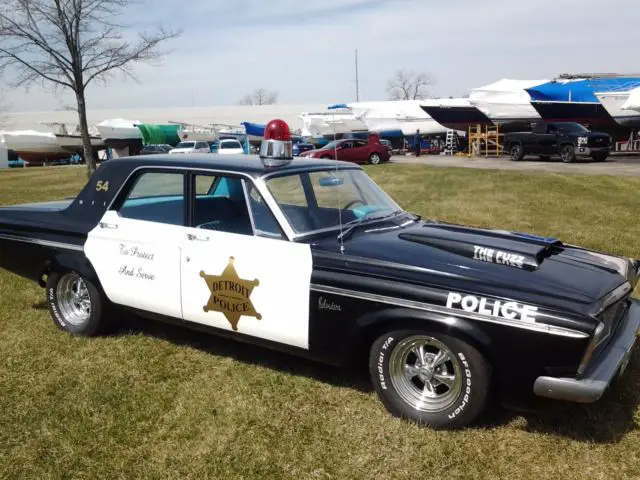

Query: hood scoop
left=399, top=224, right=564, bottom=271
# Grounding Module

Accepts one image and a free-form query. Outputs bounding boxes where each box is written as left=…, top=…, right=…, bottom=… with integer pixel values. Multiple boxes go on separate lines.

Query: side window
left=246, top=184, right=285, bottom=239
left=341, top=141, right=353, bottom=149
left=192, top=174, right=253, bottom=235
left=119, top=172, right=185, bottom=226
left=266, top=174, right=311, bottom=233
left=354, top=140, right=367, bottom=148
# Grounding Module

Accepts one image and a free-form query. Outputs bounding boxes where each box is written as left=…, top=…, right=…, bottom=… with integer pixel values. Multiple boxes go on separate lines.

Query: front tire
left=369, top=330, right=490, bottom=429
left=46, top=271, right=109, bottom=336
left=369, top=153, right=381, bottom=165
left=560, top=144, right=576, bottom=163
left=509, top=143, right=524, bottom=161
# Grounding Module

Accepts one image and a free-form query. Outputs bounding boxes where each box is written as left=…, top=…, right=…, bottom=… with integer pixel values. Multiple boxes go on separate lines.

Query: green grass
left=1, top=165, right=640, bottom=479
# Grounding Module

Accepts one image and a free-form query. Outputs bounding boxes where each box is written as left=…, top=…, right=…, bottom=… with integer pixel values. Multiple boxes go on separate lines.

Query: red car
left=301, top=134, right=390, bottom=165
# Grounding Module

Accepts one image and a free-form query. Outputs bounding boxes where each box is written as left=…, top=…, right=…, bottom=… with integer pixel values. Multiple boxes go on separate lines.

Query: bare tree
left=239, top=88, right=278, bottom=106
left=386, top=70, right=434, bottom=100
left=0, top=91, right=8, bottom=129
left=0, top=0, right=180, bottom=176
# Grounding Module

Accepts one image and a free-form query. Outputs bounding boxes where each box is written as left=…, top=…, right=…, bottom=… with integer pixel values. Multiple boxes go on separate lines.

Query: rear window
left=220, top=140, right=242, bottom=149
left=175, top=142, right=196, bottom=148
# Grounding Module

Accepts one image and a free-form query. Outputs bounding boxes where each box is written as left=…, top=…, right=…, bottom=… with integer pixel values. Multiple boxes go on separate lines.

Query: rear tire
left=369, top=330, right=490, bottom=429
left=369, top=153, right=381, bottom=165
left=46, top=270, right=110, bottom=336
left=509, top=143, right=524, bottom=161
left=560, top=144, right=576, bottom=163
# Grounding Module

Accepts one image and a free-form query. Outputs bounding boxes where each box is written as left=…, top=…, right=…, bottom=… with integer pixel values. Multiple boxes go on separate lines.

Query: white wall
left=0, top=141, right=8, bottom=170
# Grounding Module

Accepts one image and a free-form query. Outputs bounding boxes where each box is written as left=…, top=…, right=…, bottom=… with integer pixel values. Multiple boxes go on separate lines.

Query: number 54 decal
left=96, top=181, right=110, bottom=192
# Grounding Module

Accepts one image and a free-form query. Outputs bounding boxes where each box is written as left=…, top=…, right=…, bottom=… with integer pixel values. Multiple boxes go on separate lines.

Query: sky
left=2, top=0, right=639, bottom=112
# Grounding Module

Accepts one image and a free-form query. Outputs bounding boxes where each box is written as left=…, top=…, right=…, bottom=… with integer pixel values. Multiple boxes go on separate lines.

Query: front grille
left=588, top=137, right=610, bottom=148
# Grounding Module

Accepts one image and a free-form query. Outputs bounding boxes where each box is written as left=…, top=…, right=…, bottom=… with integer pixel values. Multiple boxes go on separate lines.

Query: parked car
left=169, top=141, right=211, bottom=154
left=504, top=122, right=611, bottom=163
left=8, top=158, right=28, bottom=168
left=0, top=119, right=638, bottom=430
left=292, top=142, right=315, bottom=157
left=300, top=135, right=390, bottom=165
left=216, top=139, right=244, bottom=155
left=379, top=139, right=393, bottom=155
left=140, top=144, right=174, bottom=155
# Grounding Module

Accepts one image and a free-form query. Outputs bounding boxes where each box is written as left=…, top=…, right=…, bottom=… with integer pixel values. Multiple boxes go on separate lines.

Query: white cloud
left=3, top=0, right=639, bottom=112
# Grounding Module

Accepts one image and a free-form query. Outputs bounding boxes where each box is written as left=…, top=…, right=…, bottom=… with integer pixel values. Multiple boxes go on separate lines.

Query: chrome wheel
left=561, top=145, right=574, bottom=163
left=56, top=273, right=91, bottom=326
left=369, top=154, right=381, bottom=165
left=389, top=335, right=462, bottom=413
left=510, top=144, right=523, bottom=161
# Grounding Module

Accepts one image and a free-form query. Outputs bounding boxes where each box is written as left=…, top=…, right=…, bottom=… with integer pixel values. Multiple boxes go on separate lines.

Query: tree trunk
left=76, top=89, right=96, bottom=178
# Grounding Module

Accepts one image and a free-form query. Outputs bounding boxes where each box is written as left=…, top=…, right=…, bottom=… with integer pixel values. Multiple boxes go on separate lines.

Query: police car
left=0, top=119, right=638, bottom=429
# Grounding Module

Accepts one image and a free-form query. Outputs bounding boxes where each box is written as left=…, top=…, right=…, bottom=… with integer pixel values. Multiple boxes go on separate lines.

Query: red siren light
left=264, top=118, right=291, bottom=141
left=260, top=118, right=293, bottom=166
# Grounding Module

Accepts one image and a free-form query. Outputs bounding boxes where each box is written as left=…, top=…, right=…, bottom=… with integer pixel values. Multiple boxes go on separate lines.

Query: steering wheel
left=343, top=199, right=365, bottom=210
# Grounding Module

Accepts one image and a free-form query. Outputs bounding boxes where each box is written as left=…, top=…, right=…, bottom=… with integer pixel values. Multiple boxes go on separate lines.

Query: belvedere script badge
left=200, top=257, right=261, bottom=331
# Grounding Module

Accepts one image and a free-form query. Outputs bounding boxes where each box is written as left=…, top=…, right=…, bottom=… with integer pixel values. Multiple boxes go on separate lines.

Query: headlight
left=577, top=136, right=588, bottom=145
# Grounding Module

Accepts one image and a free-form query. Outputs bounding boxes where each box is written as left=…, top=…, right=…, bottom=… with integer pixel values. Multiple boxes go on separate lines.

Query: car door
left=179, top=173, right=313, bottom=349
left=84, top=170, right=186, bottom=319
left=349, top=140, right=370, bottom=164
left=336, top=141, right=354, bottom=162
left=542, top=124, right=559, bottom=154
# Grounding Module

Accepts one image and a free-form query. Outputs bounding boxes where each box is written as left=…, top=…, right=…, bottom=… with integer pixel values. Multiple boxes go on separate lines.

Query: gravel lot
left=392, top=154, right=640, bottom=176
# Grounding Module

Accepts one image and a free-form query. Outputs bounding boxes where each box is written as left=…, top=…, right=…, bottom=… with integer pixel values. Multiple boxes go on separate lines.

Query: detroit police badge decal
left=200, top=257, right=261, bottom=331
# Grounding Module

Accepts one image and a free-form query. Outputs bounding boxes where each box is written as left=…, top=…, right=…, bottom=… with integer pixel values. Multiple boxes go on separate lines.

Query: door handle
left=99, top=222, right=118, bottom=229
left=187, top=233, right=209, bottom=242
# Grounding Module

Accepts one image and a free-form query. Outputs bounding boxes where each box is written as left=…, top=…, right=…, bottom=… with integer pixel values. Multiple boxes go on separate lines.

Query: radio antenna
left=332, top=111, right=345, bottom=254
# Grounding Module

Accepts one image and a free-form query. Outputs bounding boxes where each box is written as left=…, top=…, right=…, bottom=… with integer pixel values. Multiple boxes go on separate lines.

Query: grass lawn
left=1, top=164, right=639, bottom=479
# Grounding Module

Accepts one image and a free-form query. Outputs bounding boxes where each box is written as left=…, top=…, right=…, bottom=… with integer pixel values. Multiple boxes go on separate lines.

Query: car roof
left=101, top=154, right=359, bottom=178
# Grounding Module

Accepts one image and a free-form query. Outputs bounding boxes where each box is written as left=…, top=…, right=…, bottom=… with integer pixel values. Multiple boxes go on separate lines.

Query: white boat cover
left=469, top=79, right=549, bottom=105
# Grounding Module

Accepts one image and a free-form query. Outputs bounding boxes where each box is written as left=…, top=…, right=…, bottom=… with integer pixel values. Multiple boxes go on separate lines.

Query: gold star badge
left=200, top=257, right=261, bottom=331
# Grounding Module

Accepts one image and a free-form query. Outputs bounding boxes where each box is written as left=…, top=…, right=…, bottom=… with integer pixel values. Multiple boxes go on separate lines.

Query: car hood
left=313, top=219, right=631, bottom=313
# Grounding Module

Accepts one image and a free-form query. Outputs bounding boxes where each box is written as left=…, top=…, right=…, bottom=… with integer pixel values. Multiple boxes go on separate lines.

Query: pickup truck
left=504, top=122, right=611, bottom=163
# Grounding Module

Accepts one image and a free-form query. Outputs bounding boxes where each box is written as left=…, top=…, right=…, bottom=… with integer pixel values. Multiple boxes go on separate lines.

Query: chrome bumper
left=533, top=299, right=640, bottom=403
left=574, top=146, right=609, bottom=156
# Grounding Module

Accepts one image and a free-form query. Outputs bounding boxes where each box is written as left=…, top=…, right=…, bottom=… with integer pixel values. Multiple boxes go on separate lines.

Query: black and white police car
left=0, top=119, right=638, bottom=429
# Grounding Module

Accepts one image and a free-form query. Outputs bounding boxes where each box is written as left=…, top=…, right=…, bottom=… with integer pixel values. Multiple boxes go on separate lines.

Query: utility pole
left=355, top=49, right=360, bottom=102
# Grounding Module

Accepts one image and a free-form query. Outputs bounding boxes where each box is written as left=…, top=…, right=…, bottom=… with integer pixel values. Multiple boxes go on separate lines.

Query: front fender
left=351, top=306, right=494, bottom=362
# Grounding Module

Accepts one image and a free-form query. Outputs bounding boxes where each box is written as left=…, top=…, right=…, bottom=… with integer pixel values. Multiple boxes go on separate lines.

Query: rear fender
left=40, top=250, right=101, bottom=289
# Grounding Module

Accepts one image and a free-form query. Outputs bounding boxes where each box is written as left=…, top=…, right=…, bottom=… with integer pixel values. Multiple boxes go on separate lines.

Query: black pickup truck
left=504, top=122, right=611, bottom=163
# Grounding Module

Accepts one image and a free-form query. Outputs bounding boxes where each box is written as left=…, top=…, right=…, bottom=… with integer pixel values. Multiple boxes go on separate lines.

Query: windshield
left=556, top=123, right=589, bottom=134
left=175, top=142, right=196, bottom=148
left=221, top=140, right=241, bottom=149
left=265, top=169, right=401, bottom=235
